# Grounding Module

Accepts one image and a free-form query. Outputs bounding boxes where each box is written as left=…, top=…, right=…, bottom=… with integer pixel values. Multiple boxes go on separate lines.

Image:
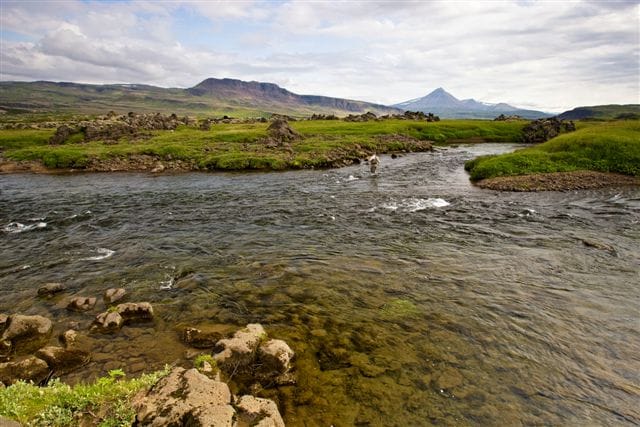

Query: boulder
left=92, top=311, right=124, bottom=332
left=103, top=288, right=126, bottom=304
left=213, top=324, right=265, bottom=373
left=116, top=302, right=154, bottom=322
left=1, top=314, right=53, bottom=355
left=256, top=339, right=295, bottom=385
left=0, top=314, right=8, bottom=334
left=35, top=346, right=89, bottom=373
left=235, top=395, right=285, bottom=427
left=521, top=118, right=576, bottom=144
left=66, top=296, right=97, bottom=312
left=48, top=124, right=76, bottom=145
left=37, top=282, right=67, bottom=297
left=0, top=356, right=49, bottom=386
left=133, top=367, right=235, bottom=426
left=182, top=327, right=223, bottom=349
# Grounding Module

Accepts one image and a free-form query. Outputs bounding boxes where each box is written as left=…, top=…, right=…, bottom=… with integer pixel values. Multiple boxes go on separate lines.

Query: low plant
left=0, top=367, right=170, bottom=426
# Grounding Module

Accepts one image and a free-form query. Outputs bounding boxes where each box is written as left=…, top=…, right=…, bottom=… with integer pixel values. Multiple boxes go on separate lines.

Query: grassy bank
left=465, top=120, right=640, bottom=181
left=0, top=368, right=168, bottom=426
left=0, top=119, right=525, bottom=171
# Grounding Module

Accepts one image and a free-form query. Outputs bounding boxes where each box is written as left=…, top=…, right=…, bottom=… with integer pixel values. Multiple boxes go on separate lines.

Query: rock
left=256, top=339, right=295, bottom=383
left=133, top=367, right=235, bottom=426
left=48, top=124, right=76, bottom=145
left=521, top=118, right=576, bottom=144
left=0, top=356, right=49, bottom=386
left=60, top=329, right=78, bottom=347
left=267, top=118, right=302, bottom=142
left=37, top=282, right=67, bottom=297
left=35, top=346, right=89, bottom=373
left=66, top=296, right=97, bottom=312
left=0, top=314, right=8, bottom=334
left=116, top=302, right=154, bottom=322
left=235, top=395, right=285, bottom=427
left=150, top=162, right=165, bottom=173
left=103, top=288, right=126, bottom=304
left=213, top=324, right=266, bottom=373
left=92, top=311, right=124, bottom=332
left=1, top=314, right=53, bottom=355
left=182, top=327, right=223, bottom=349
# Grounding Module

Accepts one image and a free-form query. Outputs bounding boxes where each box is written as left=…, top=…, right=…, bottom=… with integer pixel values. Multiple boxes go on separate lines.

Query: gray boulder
left=213, top=323, right=265, bottom=373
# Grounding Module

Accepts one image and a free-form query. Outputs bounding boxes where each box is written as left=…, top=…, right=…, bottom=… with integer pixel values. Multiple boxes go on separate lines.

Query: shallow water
left=1, top=144, right=639, bottom=426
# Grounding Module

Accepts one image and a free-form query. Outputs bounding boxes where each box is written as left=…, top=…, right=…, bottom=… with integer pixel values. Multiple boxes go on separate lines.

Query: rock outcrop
left=266, top=118, right=302, bottom=143
left=213, top=323, right=266, bottom=373
left=92, top=302, right=154, bottom=332
left=521, top=118, right=576, bottom=143
left=66, top=296, right=97, bottom=312
left=133, top=367, right=286, bottom=427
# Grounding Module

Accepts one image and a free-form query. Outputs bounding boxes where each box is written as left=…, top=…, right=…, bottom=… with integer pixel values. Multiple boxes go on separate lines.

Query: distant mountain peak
left=393, top=87, right=550, bottom=119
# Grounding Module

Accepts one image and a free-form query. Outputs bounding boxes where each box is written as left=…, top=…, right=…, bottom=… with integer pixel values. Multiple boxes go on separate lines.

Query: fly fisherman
left=369, top=154, right=380, bottom=174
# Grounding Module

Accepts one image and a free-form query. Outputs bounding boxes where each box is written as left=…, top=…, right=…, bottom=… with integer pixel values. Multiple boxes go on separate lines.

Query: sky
left=0, top=0, right=639, bottom=112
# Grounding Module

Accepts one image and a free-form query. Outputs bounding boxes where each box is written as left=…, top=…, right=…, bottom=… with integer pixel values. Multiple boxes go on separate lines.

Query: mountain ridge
left=0, top=78, right=400, bottom=117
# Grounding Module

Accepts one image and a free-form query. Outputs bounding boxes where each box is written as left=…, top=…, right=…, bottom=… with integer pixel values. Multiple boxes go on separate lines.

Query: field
left=0, top=119, right=526, bottom=171
left=464, top=120, right=640, bottom=181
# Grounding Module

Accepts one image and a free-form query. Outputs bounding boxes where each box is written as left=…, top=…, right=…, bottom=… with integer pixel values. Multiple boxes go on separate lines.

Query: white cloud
left=1, top=0, right=638, bottom=112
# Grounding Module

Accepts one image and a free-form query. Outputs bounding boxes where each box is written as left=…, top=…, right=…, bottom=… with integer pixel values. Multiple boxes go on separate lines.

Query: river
left=1, top=144, right=639, bottom=425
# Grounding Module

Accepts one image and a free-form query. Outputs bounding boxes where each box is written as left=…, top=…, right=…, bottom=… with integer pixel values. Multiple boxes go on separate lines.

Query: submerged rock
left=66, top=296, right=97, bottom=312
left=92, top=302, right=153, bottom=333
left=37, top=282, right=67, bottom=297
left=92, top=311, right=124, bottom=332
left=133, top=367, right=235, bottom=426
left=213, top=323, right=266, bottom=373
left=1, top=314, right=53, bottom=355
left=0, top=355, right=49, bottom=386
left=256, top=339, right=296, bottom=385
left=182, top=327, right=224, bottom=349
left=35, top=345, right=90, bottom=373
left=103, top=288, right=126, bottom=304
left=236, top=395, right=285, bottom=427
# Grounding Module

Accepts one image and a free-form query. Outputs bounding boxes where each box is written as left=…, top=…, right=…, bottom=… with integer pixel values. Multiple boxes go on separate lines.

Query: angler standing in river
left=369, top=154, right=380, bottom=174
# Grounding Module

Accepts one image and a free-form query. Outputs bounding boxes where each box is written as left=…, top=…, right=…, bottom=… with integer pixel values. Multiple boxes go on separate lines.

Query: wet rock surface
left=213, top=323, right=265, bottom=373
left=182, top=326, right=224, bottom=349
left=236, top=395, right=285, bottom=427
left=103, top=288, right=126, bottom=304
left=66, top=296, right=97, bottom=312
left=35, top=345, right=90, bottom=373
left=1, top=314, right=53, bottom=355
left=92, top=302, right=154, bottom=332
left=37, top=282, right=67, bottom=297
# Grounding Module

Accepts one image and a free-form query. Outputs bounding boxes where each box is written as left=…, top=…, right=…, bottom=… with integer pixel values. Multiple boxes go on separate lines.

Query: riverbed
left=1, top=144, right=639, bottom=425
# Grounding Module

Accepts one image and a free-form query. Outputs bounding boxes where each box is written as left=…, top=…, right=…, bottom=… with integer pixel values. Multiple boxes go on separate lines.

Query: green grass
left=0, top=119, right=526, bottom=171
left=465, top=120, right=640, bottom=181
left=0, top=367, right=169, bottom=426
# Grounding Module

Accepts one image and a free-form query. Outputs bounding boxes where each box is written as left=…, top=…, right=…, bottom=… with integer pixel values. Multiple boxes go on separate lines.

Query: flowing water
left=1, top=144, right=639, bottom=426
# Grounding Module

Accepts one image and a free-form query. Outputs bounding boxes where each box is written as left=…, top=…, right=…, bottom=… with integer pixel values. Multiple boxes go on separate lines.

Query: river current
left=1, top=144, right=639, bottom=425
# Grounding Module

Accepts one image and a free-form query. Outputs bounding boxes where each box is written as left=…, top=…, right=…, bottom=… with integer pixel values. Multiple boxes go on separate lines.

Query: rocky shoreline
left=1, top=284, right=293, bottom=425
left=476, top=170, right=640, bottom=191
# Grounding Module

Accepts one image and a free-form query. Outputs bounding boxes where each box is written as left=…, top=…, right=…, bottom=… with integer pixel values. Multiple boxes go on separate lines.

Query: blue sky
left=1, top=0, right=638, bottom=112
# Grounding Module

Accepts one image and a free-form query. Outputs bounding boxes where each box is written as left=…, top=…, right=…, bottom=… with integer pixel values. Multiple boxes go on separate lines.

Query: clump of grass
left=193, top=354, right=217, bottom=372
left=465, top=120, right=640, bottom=181
left=0, top=367, right=170, bottom=426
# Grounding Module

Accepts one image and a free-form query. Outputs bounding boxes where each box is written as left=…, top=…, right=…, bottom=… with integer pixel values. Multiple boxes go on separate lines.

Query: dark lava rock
left=116, top=302, right=154, bottom=322
left=267, top=118, right=302, bottom=142
left=37, top=282, right=67, bottom=297
left=521, top=118, right=576, bottom=144
left=0, top=355, right=50, bottom=386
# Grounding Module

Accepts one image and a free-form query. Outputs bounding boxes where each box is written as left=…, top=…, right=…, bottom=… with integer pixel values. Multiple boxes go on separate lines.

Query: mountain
left=394, top=87, right=551, bottom=119
left=0, top=78, right=400, bottom=117
left=557, top=104, right=640, bottom=120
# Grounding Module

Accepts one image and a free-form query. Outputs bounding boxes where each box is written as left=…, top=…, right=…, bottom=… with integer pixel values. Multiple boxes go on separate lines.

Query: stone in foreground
left=0, top=355, right=49, bottom=386
left=236, top=395, right=285, bottom=427
left=213, top=323, right=265, bottom=372
left=133, top=367, right=235, bottom=426
left=1, top=314, right=53, bottom=355
left=35, top=345, right=90, bottom=373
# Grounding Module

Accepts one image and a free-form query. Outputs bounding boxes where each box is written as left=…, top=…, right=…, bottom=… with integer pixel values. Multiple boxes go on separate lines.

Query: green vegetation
left=380, top=298, right=420, bottom=319
left=558, top=104, right=640, bottom=121
left=0, top=368, right=168, bottom=426
left=465, top=120, right=640, bottom=181
left=0, top=119, right=526, bottom=171
left=193, top=354, right=217, bottom=372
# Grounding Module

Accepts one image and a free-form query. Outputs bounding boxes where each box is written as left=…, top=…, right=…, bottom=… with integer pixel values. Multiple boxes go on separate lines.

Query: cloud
left=0, top=0, right=638, bottom=111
